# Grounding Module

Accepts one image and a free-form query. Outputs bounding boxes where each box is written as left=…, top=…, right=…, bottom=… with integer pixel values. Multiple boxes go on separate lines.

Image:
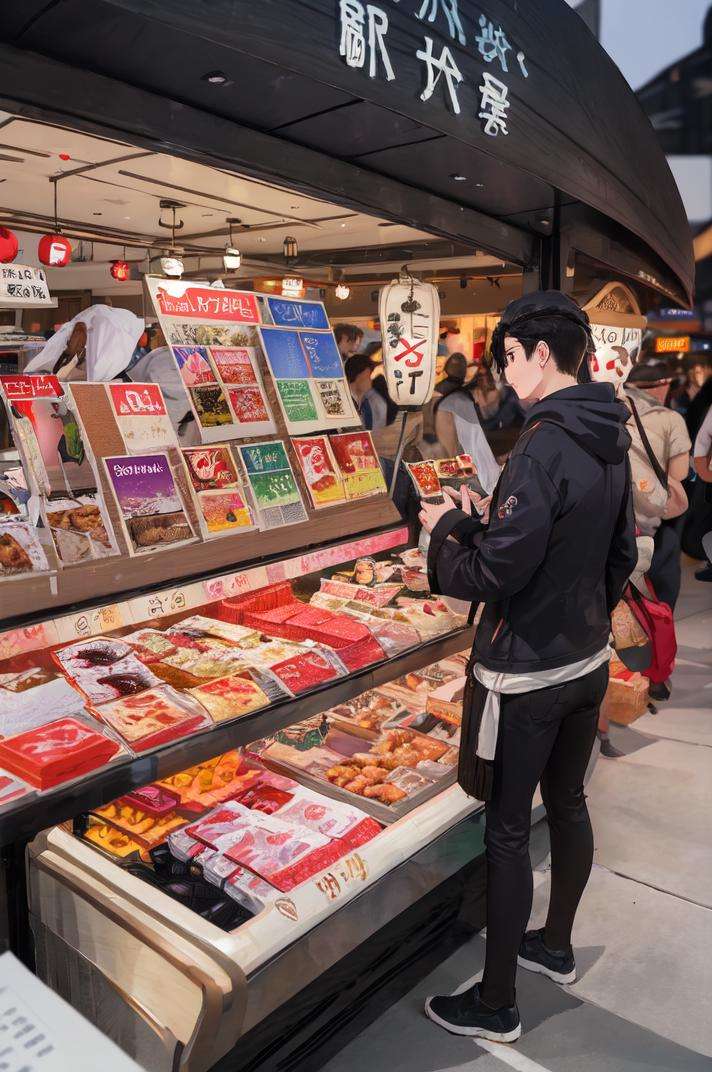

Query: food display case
left=0, top=284, right=486, bottom=1072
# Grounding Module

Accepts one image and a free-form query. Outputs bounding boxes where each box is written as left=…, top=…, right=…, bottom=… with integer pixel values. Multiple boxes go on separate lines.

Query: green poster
left=276, top=379, right=318, bottom=423
left=248, top=468, right=302, bottom=508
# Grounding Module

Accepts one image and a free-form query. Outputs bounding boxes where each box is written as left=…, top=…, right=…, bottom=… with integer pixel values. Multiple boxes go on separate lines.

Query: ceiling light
left=123, top=215, right=131, bottom=220
left=223, top=246, right=241, bottom=271
left=257, top=236, right=267, bottom=244
left=474, top=182, right=485, bottom=188
left=160, top=253, right=184, bottom=278
left=450, top=174, right=467, bottom=181
left=335, top=283, right=350, bottom=301
left=340, top=223, right=347, bottom=228
left=202, top=70, right=231, bottom=85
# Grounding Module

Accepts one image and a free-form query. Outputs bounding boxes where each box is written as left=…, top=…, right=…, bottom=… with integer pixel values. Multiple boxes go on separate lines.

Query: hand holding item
left=418, top=497, right=455, bottom=534
left=443, top=485, right=492, bottom=524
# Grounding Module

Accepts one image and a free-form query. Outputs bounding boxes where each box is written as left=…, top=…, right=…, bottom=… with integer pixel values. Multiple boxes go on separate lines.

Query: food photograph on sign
left=103, top=453, right=196, bottom=555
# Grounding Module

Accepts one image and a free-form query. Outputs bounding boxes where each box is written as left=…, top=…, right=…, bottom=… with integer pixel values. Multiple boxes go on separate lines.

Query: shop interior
left=0, top=110, right=530, bottom=1072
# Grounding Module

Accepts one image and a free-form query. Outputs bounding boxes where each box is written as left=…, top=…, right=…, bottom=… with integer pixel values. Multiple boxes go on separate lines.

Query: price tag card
left=54, top=603, right=127, bottom=645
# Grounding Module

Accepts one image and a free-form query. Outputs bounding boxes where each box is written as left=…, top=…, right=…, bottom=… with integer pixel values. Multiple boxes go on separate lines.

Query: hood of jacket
left=523, top=382, right=631, bottom=464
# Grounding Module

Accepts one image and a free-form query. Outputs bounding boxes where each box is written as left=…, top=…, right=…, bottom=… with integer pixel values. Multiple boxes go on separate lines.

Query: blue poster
left=299, top=331, right=343, bottom=378
left=267, top=297, right=330, bottom=330
left=260, top=327, right=309, bottom=379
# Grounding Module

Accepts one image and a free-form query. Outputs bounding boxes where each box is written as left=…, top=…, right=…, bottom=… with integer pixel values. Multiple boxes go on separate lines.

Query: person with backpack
left=419, top=291, right=636, bottom=1044
left=623, top=361, right=691, bottom=612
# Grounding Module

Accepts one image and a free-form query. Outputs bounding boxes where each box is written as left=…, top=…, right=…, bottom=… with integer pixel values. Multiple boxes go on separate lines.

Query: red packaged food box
left=0, top=717, right=121, bottom=790
left=270, top=649, right=344, bottom=694
left=92, top=686, right=210, bottom=753
left=335, top=635, right=386, bottom=672
left=120, top=783, right=182, bottom=817
left=217, top=582, right=294, bottom=623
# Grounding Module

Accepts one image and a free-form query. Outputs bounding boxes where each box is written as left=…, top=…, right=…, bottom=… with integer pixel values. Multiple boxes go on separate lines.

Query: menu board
left=259, top=324, right=359, bottom=434
left=147, top=277, right=276, bottom=443
left=237, top=440, right=308, bottom=530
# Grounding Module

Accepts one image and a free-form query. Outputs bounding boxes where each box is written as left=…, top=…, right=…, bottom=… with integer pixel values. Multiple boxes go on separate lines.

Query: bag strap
left=628, top=395, right=669, bottom=493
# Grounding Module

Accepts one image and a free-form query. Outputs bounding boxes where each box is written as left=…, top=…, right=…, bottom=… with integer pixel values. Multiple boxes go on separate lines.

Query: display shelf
left=0, top=625, right=472, bottom=847
left=0, top=497, right=402, bottom=627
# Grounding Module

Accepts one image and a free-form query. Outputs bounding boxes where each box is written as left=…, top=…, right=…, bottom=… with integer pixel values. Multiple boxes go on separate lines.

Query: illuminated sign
left=654, top=335, right=690, bottom=353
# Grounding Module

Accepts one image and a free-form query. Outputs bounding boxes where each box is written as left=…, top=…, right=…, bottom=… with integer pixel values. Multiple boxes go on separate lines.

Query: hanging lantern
left=38, top=234, right=72, bottom=267
left=0, top=227, right=19, bottom=264
left=110, top=259, right=130, bottom=281
left=335, top=282, right=350, bottom=301
left=283, top=236, right=298, bottom=262
left=378, top=273, right=440, bottom=408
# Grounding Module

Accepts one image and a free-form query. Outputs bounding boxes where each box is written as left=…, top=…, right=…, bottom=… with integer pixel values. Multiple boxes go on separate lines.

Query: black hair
left=495, top=316, right=589, bottom=377
left=333, top=323, right=364, bottom=344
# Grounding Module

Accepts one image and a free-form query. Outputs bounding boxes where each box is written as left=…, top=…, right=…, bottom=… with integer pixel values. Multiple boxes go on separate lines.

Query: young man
left=333, top=323, right=364, bottom=362
left=420, top=291, right=636, bottom=1043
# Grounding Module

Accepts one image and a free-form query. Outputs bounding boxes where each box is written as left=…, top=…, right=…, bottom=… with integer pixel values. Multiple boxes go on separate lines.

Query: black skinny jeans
left=479, top=664, right=609, bottom=1010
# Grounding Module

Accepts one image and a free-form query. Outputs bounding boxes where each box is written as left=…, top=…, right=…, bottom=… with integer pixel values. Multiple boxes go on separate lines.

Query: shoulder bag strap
left=628, top=395, right=669, bottom=492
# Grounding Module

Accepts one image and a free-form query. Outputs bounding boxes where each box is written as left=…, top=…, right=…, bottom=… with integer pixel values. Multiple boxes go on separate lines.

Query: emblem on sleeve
left=497, top=495, right=518, bottom=520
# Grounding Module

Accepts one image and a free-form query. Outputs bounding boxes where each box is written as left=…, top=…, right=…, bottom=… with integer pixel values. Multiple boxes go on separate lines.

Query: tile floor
left=321, top=558, right=712, bottom=1072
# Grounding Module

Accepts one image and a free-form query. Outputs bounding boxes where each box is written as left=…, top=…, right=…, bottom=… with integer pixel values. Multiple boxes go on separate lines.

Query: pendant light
left=158, top=200, right=185, bottom=278
left=38, top=179, right=72, bottom=267
left=223, top=218, right=241, bottom=271
left=283, top=235, right=298, bottom=262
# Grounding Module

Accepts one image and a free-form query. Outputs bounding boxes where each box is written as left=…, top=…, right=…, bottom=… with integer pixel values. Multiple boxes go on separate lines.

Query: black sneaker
left=424, top=983, right=521, bottom=1042
left=517, top=929, right=576, bottom=984
left=649, top=681, right=671, bottom=702
left=695, top=565, right=712, bottom=582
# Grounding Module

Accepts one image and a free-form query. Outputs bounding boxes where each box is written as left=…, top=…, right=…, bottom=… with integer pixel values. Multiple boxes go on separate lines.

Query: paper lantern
left=0, top=227, right=19, bottom=264
left=110, top=259, right=130, bottom=281
left=38, top=234, right=72, bottom=267
left=379, top=276, right=440, bottom=407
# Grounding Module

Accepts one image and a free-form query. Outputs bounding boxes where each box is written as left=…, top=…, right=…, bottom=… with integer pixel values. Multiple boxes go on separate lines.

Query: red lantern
left=38, top=234, right=72, bottom=267
left=110, top=259, right=130, bottom=281
left=0, top=227, right=19, bottom=264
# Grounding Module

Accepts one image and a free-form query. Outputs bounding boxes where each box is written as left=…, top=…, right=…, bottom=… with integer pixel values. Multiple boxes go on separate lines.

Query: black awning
left=0, top=0, right=694, bottom=304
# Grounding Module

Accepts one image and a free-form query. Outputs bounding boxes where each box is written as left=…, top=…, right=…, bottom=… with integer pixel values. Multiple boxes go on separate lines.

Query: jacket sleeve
left=605, top=458, right=637, bottom=614
left=427, top=454, right=560, bottom=602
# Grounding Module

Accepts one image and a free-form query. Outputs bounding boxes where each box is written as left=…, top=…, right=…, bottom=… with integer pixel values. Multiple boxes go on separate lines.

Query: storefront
left=0, top=3, right=694, bottom=1070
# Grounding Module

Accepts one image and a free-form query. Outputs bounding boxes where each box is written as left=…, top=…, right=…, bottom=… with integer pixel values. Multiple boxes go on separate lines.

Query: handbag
left=611, top=597, right=652, bottom=672
left=623, top=582, right=676, bottom=684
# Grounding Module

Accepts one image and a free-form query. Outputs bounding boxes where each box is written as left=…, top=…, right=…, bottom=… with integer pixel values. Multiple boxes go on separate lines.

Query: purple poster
left=104, top=454, right=194, bottom=554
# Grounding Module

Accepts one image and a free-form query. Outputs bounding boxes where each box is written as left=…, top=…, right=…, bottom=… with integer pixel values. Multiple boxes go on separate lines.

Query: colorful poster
left=299, top=332, right=343, bottom=378
left=182, top=446, right=240, bottom=492
left=103, top=453, right=196, bottom=555
left=0, top=519, right=51, bottom=580
left=313, top=378, right=353, bottom=420
left=275, top=379, right=318, bottom=424
left=259, top=328, right=309, bottom=379
left=209, top=347, right=257, bottom=384
left=291, top=436, right=346, bottom=509
left=228, top=386, right=272, bottom=425
left=107, top=382, right=178, bottom=454
left=197, top=489, right=255, bottom=535
left=147, top=277, right=276, bottom=443
left=266, top=297, right=330, bottom=329
left=329, top=431, right=388, bottom=500
left=190, top=383, right=232, bottom=427
left=172, top=345, right=215, bottom=386
left=238, top=440, right=308, bottom=529
left=258, top=325, right=358, bottom=433
left=0, top=376, right=96, bottom=498
left=44, top=495, right=119, bottom=565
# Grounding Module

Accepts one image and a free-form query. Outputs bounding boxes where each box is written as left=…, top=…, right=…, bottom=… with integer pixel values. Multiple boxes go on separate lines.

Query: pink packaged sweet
left=224, top=866, right=279, bottom=913
left=276, top=786, right=370, bottom=840
left=202, top=852, right=240, bottom=889
left=184, top=800, right=254, bottom=852
left=224, top=810, right=329, bottom=880
left=167, top=826, right=204, bottom=863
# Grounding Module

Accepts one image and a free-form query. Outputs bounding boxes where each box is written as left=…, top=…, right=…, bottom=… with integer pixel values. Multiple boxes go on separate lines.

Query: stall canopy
left=0, top=0, right=694, bottom=306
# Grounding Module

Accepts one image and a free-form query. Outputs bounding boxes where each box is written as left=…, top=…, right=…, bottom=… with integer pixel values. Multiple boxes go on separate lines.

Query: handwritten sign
left=0, top=263, right=54, bottom=307
left=151, top=282, right=258, bottom=322
left=54, top=603, right=127, bottom=644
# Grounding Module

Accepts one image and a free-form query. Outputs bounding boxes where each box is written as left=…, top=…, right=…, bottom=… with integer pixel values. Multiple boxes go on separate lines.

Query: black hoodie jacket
left=427, top=383, right=637, bottom=673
